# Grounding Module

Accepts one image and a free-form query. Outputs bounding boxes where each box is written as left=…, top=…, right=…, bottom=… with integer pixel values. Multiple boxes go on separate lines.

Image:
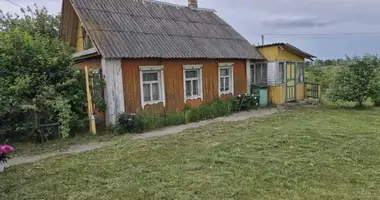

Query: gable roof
left=66, top=0, right=264, bottom=60
left=257, top=43, right=316, bottom=60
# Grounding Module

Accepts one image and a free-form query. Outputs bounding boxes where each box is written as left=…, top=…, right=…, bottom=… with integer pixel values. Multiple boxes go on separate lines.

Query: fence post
left=85, top=66, right=97, bottom=135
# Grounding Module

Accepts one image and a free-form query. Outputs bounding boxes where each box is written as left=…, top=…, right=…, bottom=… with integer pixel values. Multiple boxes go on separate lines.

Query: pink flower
left=0, top=145, right=14, bottom=154
left=130, top=113, right=136, bottom=116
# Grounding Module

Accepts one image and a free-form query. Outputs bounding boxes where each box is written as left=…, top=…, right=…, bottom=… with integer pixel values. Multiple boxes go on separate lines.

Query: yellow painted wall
left=296, top=83, right=305, bottom=101
left=76, top=22, right=84, bottom=52
left=269, top=85, right=286, bottom=105
left=278, top=49, right=304, bottom=61
left=258, top=46, right=279, bottom=61
left=258, top=45, right=305, bottom=61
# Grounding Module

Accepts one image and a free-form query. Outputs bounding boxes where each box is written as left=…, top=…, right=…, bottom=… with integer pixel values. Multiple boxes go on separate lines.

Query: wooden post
left=84, top=66, right=97, bottom=135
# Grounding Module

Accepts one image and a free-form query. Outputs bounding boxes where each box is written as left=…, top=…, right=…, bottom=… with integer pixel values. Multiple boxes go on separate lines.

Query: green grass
left=11, top=132, right=117, bottom=157
left=2, top=107, right=380, bottom=199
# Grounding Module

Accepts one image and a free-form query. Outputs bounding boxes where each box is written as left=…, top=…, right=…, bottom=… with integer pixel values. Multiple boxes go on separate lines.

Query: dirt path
left=6, top=108, right=278, bottom=167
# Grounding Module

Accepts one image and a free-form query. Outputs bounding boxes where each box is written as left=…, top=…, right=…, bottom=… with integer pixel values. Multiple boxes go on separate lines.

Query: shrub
left=236, top=93, right=259, bottom=111
left=117, top=113, right=140, bottom=133
left=116, top=96, right=260, bottom=134
left=327, top=55, right=380, bottom=107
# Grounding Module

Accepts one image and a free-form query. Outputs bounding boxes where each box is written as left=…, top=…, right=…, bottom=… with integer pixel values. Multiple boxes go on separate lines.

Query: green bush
left=237, top=94, right=259, bottom=110
left=327, top=55, right=380, bottom=107
left=117, top=96, right=260, bottom=134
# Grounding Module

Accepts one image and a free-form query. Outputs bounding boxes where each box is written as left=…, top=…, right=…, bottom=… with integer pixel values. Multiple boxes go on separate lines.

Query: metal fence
left=305, top=82, right=320, bottom=99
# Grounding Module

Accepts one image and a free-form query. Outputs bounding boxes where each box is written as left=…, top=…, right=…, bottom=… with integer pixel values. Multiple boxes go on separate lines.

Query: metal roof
left=257, top=43, right=316, bottom=60
left=70, top=0, right=264, bottom=60
left=72, top=48, right=99, bottom=59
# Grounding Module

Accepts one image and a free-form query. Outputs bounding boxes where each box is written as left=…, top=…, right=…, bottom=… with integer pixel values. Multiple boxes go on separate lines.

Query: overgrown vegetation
left=326, top=55, right=380, bottom=106
left=2, top=107, right=380, bottom=199
left=306, top=55, right=380, bottom=106
left=117, top=94, right=259, bottom=133
left=0, top=6, right=86, bottom=142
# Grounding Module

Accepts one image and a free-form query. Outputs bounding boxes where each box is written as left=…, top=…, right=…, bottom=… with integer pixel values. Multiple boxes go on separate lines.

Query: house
left=60, top=0, right=265, bottom=125
left=251, top=43, right=316, bottom=105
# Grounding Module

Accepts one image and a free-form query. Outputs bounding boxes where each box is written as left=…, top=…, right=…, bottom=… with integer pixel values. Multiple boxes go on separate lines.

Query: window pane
left=255, top=65, right=261, bottom=84
left=152, top=83, right=160, bottom=101
left=143, top=84, right=151, bottom=102
left=279, top=62, right=285, bottom=84
left=192, top=80, right=199, bottom=96
left=251, top=69, right=255, bottom=83
left=220, top=77, right=225, bottom=91
left=143, top=72, right=158, bottom=81
left=186, top=80, right=192, bottom=97
left=225, top=77, right=230, bottom=91
left=262, top=64, right=267, bottom=84
left=185, top=70, right=197, bottom=78
left=220, top=69, right=229, bottom=76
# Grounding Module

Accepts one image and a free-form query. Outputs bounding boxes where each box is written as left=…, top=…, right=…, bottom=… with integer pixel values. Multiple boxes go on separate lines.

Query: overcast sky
left=1, top=0, right=379, bottom=59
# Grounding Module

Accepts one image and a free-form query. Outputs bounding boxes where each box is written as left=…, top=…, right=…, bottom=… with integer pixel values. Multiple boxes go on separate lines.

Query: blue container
left=251, top=84, right=269, bottom=107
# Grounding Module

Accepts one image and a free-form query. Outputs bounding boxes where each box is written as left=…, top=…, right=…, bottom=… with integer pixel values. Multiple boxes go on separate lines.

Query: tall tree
left=0, top=4, right=60, bottom=39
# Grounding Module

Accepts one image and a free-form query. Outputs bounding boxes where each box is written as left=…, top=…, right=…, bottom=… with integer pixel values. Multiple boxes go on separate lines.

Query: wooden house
left=60, top=0, right=265, bottom=125
left=252, top=43, right=316, bottom=105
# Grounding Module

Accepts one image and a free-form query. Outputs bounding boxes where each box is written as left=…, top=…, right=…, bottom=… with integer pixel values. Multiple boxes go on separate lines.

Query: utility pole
left=261, top=34, right=264, bottom=45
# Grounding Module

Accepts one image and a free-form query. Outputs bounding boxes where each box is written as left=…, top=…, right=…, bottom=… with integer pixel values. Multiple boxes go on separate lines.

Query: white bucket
left=0, top=162, right=4, bottom=173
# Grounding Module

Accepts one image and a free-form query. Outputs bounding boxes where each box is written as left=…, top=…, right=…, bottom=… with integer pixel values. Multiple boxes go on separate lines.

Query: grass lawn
left=11, top=132, right=117, bottom=157
left=1, top=107, right=380, bottom=199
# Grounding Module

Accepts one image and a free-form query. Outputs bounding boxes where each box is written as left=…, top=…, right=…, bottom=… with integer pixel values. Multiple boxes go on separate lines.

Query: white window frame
left=218, top=63, right=234, bottom=96
left=183, top=65, right=203, bottom=102
left=139, top=66, right=166, bottom=108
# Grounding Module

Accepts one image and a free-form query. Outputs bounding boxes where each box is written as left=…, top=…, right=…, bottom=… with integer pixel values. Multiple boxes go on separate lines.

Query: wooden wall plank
left=121, top=59, right=247, bottom=115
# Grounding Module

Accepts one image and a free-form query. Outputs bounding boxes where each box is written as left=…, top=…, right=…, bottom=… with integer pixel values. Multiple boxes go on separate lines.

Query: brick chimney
left=188, top=0, right=198, bottom=9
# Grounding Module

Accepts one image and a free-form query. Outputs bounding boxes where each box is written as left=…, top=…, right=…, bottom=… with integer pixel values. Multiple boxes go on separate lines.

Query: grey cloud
left=263, top=18, right=339, bottom=29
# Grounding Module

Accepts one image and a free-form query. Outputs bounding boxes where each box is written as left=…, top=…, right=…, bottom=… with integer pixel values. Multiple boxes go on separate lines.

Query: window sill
left=186, top=96, right=202, bottom=101
left=220, top=91, right=233, bottom=95
left=142, top=101, right=164, bottom=107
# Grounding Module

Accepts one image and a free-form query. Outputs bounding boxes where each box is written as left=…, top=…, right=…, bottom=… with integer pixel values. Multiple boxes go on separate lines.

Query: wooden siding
left=278, top=49, right=304, bottom=61
left=60, top=0, right=79, bottom=48
left=296, top=83, right=305, bottom=101
left=258, top=45, right=305, bottom=61
left=267, top=61, right=277, bottom=86
left=77, top=58, right=101, bottom=69
left=258, top=46, right=279, bottom=61
left=122, top=59, right=247, bottom=114
left=269, top=85, right=286, bottom=105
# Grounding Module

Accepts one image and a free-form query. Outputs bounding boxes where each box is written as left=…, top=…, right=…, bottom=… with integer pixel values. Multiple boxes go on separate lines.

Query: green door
left=286, top=62, right=296, bottom=102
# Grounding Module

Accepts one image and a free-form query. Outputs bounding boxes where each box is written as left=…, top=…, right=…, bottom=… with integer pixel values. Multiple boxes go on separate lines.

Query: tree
left=324, top=59, right=333, bottom=66
left=327, top=55, right=380, bottom=106
left=0, top=4, right=60, bottom=39
left=0, top=7, right=85, bottom=142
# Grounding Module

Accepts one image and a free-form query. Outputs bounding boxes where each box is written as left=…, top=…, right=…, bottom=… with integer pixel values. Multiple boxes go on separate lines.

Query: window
left=279, top=62, right=285, bottom=84
left=252, top=63, right=268, bottom=85
left=91, top=69, right=102, bottom=99
left=81, top=26, right=93, bottom=50
left=140, top=66, right=165, bottom=107
left=183, top=65, right=202, bottom=101
left=219, top=63, right=234, bottom=96
left=296, top=62, right=305, bottom=82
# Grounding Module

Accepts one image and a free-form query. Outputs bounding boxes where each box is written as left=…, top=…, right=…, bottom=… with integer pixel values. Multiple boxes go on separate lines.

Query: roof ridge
left=76, top=7, right=226, bottom=25
left=142, top=0, right=216, bottom=12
